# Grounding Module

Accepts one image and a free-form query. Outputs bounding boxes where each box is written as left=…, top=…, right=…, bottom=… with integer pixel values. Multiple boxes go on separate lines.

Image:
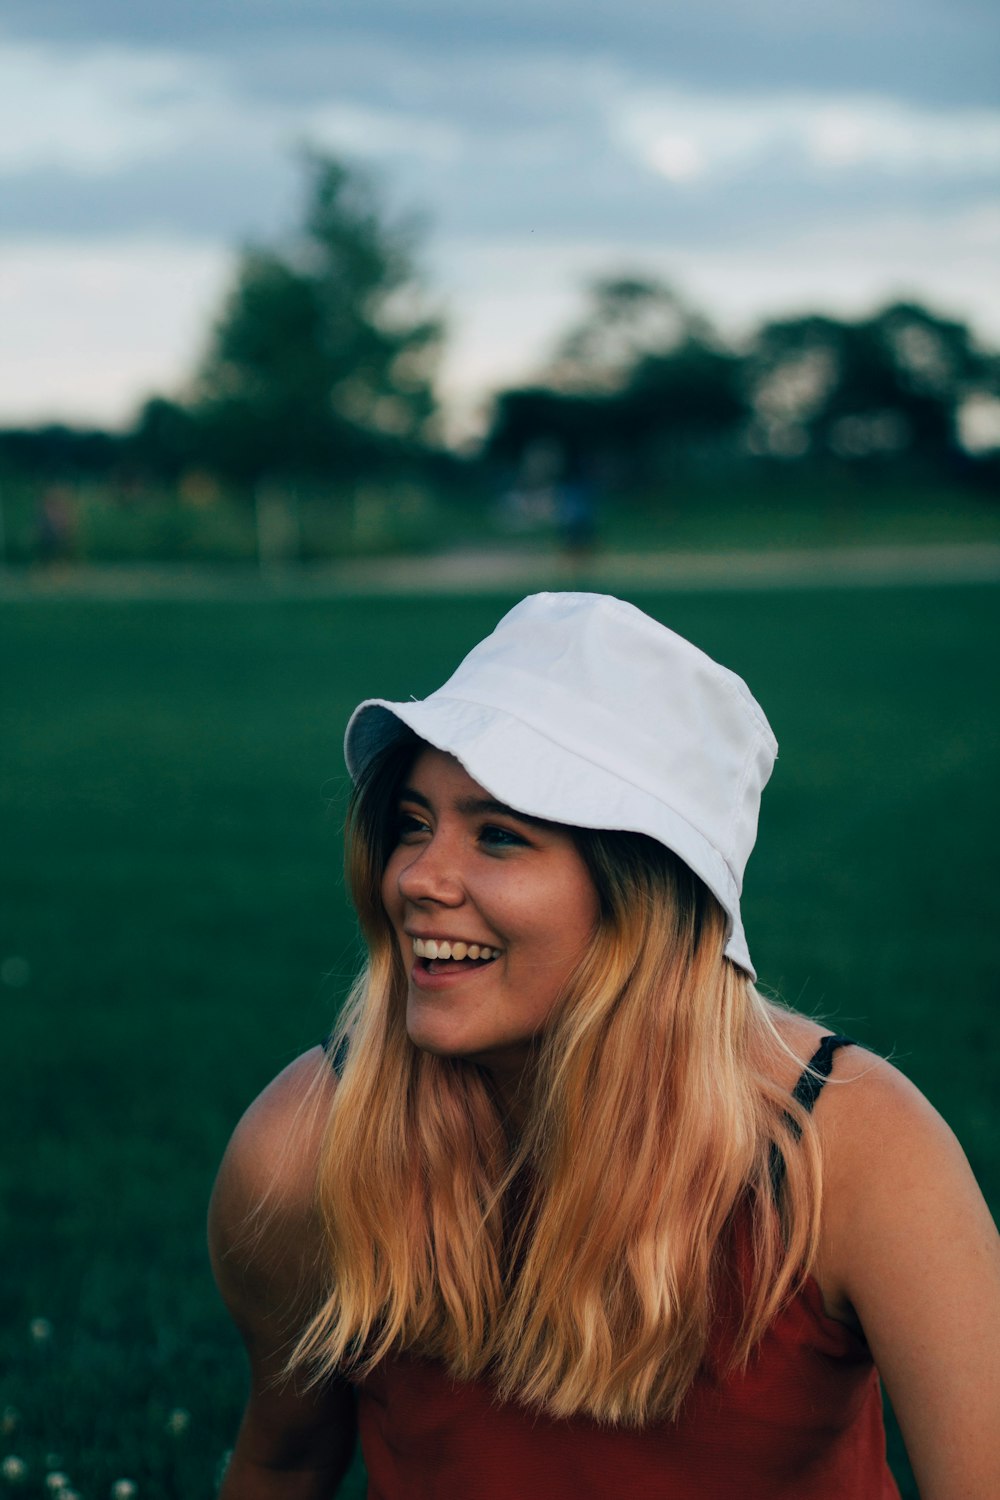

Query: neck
left=481, top=1054, right=535, bottom=1137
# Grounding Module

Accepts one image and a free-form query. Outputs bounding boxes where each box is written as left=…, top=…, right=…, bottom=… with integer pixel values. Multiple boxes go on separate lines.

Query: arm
left=209, top=1048, right=357, bottom=1499
left=815, top=1053, right=1000, bottom=1500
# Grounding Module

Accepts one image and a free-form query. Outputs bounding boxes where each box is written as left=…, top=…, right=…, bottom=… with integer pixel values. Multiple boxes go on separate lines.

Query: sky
left=2, top=1, right=999, bottom=442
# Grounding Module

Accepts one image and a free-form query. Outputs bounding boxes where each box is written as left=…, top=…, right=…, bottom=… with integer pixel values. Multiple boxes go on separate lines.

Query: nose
left=395, top=831, right=465, bottom=909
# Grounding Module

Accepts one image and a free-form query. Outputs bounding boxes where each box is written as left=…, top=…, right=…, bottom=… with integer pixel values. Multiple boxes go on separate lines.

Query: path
left=2, top=541, right=999, bottom=599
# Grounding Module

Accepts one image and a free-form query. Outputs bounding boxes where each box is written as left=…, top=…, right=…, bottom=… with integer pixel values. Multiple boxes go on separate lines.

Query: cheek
left=522, top=871, right=600, bottom=967
left=558, top=869, right=602, bottom=946
left=380, top=852, right=404, bottom=921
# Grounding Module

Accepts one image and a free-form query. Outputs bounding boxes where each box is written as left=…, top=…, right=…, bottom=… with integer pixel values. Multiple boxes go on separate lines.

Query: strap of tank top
left=769, top=1034, right=856, bottom=1200
left=791, top=1033, right=856, bottom=1113
left=322, top=1032, right=351, bottom=1077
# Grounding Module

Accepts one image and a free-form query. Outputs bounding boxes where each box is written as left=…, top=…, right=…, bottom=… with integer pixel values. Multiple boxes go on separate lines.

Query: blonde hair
left=291, top=735, right=822, bottom=1425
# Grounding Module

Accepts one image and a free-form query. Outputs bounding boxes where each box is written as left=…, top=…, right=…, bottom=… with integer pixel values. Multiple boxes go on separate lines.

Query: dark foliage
left=189, top=152, right=444, bottom=485
left=482, top=281, right=1000, bottom=494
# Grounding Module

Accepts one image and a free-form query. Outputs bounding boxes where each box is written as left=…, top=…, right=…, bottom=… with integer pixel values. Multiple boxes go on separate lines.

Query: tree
left=484, top=277, right=746, bottom=485
left=127, top=397, right=201, bottom=482
left=192, top=151, right=444, bottom=484
left=745, top=302, right=993, bottom=470
left=546, top=276, right=714, bottom=395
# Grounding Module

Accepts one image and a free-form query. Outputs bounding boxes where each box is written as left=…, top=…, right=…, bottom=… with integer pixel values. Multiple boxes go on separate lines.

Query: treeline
left=2, top=151, right=998, bottom=503
left=488, top=281, right=999, bottom=494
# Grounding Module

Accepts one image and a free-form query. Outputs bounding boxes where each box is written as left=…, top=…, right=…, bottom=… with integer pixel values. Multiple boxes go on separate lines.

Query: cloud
left=6, top=32, right=994, bottom=255
left=3, top=0, right=999, bottom=107
left=0, top=236, right=231, bottom=424
left=615, top=91, right=1000, bottom=185
left=0, top=37, right=637, bottom=244
left=0, top=42, right=227, bottom=175
left=306, top=104, right=463, bottom=164
left=664, top=201, right=1000, bottom=340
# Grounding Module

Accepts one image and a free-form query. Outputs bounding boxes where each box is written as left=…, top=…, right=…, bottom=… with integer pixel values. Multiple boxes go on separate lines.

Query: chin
left=406, top=1021, right=498, bottom=1065
left=407, top=1031, right=452, bottom=1056
left=405, top=1016, right=468, bottom=1058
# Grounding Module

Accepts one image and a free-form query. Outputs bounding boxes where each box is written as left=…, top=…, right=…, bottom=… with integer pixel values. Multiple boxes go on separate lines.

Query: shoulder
left=208, top=1046, right=337, bottom=1346
left=807, top=1038, right=1000, bottom=1333
left=211, top=1045, right=337, bottom=1232
left=806, top=1044, right=1000, bottom=1495
left=810, top=1040, right=978, bottom=1236
left=766, top=1008, right=944, bottom=1143
left=767, top=1014, right=996, bottom=1303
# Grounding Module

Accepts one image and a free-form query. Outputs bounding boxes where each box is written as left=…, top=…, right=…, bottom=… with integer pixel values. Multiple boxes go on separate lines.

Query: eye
left=396, top=811, right=430, bottom=841
left=479, top=823, right=528, bottom=850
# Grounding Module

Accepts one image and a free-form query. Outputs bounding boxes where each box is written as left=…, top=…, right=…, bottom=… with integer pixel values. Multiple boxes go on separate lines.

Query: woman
left=210, top=592, right=1000, bottom=1498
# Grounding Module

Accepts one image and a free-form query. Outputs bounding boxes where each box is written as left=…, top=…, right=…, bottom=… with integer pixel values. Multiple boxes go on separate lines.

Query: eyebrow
left=399, top=786, right=548, bottom=828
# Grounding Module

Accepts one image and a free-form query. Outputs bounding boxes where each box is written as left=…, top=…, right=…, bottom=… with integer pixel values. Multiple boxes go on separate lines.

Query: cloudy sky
left=2, top=0, right=998, bottom=439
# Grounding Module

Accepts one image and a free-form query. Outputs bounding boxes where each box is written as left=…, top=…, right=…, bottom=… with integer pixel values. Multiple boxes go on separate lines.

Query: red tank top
left=355, top=1272, right=898, bottom=1499
left=351, top=1037, right=901, bottom=1497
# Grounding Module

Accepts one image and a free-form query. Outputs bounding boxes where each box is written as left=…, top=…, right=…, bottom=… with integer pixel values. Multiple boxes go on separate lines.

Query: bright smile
left=412, top=938, right=502, bottom=961
left=408, top=935, right=503, bottom=986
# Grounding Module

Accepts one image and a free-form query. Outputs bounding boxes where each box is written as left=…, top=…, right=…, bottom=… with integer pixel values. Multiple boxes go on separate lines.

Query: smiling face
left=381, top=746, right=601, bottom=1094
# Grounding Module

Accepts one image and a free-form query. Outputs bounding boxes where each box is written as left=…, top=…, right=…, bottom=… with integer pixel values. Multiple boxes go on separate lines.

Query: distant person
left=556, top=460, right=598, bottom=563
left=210, top=592, right=1000, bottom=1498
left=35, top=485, right=76, bottom=566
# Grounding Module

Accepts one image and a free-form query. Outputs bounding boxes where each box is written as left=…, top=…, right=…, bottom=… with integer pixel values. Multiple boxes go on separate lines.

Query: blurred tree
left=615, top=341, right=746, bottom=460
left=745, top=302, right=994, bottom=470
left=486, top=277, right=746, bottom=486
left=485, top=388, right=605, bottom=469
left=191, top=151, right=444, bottom=485
left=0, top=425, right=122, bottom=479
left=128, top=397, right=202, bottom=482
left=547, top=276, right=712, bottom=394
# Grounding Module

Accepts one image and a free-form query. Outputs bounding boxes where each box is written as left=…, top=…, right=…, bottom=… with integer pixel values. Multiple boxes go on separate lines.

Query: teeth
left=412, top=938, right=498, bottom=961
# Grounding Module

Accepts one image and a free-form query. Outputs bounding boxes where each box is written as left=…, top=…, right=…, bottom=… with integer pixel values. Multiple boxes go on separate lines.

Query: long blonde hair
left=291, top=734, right=822, bottom=1425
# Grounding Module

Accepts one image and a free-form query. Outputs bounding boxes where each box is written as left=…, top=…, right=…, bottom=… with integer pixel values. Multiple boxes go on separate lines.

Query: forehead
left=405, top=745, right=485, bottom=797
left=400, top=746, right=558, bottom=834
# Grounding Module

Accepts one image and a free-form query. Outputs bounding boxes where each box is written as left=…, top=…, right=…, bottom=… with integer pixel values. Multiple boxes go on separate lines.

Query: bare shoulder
left=766, top=1008, right=950, bottom=1144
left=808, top=1045, right=1000, bottom=1496
left=768, top=1014, right=998, bottom=1300
left=810, top=1041, right=975, bottom=1202
left=208, top=1047, right=337, bottom=1345
left=809, top=1039, right=1000, bottom=1329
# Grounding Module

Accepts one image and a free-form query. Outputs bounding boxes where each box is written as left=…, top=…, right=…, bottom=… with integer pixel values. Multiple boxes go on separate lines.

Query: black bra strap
left=790, top=1034, right=856, bottom=1114
left=769, top=1034, right=856, bottom=1199
left=322, top=1032, right=351, bottom=1078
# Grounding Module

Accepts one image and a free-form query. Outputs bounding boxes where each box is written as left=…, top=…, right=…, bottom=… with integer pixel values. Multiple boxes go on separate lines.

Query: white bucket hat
left=344, top=592, right=777, bottom=978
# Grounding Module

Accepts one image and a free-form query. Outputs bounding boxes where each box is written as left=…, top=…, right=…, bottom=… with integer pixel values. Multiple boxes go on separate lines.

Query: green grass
left=1, top=584, right=997, bottom=1497
left=595, top=472, right=1000, bottom=553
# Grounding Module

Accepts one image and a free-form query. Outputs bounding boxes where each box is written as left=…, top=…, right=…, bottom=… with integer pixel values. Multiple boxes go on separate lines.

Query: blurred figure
left=556, top=455, right=598, bottom=564
left=35, top=485, right=77, bottom=567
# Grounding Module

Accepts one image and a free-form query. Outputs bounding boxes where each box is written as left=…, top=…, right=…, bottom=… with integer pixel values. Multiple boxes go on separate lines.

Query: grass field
left=2, top=582, right=998, bottom=1498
